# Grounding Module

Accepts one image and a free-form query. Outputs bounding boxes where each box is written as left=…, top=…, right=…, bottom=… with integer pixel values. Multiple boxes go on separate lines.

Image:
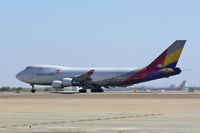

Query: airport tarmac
left=0, top=91, right=200, bottom=133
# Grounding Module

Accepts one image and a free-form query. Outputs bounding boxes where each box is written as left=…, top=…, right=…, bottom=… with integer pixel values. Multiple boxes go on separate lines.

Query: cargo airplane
left=16, top=40, right=186, bottom=93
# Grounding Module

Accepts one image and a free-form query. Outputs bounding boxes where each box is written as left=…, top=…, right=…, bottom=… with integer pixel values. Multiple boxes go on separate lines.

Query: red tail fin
left=147, top=40, right=186, bottom=70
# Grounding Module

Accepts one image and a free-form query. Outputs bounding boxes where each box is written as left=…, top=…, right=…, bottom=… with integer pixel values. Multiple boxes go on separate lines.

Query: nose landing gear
left=30, top=84, right=36, bottom=93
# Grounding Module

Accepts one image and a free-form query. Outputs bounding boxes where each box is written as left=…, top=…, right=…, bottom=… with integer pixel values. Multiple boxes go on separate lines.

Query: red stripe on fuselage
left=124, top=50, right=167, bottom=84
left=124, top=67, right=150, bottom=84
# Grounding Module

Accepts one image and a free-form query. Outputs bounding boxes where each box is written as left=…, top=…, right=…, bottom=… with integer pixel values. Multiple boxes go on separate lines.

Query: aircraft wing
left=73, top=70, right=95, bottom=87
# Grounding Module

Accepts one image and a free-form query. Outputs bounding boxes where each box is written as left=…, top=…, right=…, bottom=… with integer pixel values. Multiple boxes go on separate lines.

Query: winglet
left=147, top=40, right=186, bottom=69
left=86, top=70, right=95, bottom=75
left=74, top=69, right=95, bottom=82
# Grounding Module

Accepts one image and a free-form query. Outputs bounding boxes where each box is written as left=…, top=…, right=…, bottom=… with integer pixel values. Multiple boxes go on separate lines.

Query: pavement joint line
left=0, top=113, right=162, bottom=129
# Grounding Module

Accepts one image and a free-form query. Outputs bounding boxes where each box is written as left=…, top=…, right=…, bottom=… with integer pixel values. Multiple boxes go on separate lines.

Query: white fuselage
left=16, top=65, right=138, bottom=86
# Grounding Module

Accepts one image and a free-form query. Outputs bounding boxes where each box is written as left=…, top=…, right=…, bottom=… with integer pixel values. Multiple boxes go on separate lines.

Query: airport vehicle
left=16, top=40, right=186, bottom=93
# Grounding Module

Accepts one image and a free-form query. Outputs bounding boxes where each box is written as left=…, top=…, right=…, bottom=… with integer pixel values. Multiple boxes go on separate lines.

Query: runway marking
left=0, top=114, right=162, bottom=129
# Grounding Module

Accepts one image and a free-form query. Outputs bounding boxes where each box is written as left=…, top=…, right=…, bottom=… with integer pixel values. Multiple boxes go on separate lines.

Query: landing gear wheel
left=91, top=88, right=104, bottom=93
left=31, top=89, right=36, bottom=93
left=30, top=84, right=35, bottom=93
left=79, top=89, right=87, bottom=93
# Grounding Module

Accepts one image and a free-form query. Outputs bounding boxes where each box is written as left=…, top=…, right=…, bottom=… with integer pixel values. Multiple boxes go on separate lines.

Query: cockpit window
left=26, top=67, right=30, bottom=69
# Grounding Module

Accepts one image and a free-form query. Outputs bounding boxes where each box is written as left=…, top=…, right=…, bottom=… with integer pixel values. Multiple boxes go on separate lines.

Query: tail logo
left=157, top=64, right=162, bottom=68
left=55, top=69, right=60, bottom=74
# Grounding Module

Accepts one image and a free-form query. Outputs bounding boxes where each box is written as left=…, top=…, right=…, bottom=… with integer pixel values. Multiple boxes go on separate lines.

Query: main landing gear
left=79, top=89, right=87, bottom=93
left=30, top=84, right=36, bottom=93
left=78, top=88, right=104, bottom=93
left=91, top=88, right=104, bottom=93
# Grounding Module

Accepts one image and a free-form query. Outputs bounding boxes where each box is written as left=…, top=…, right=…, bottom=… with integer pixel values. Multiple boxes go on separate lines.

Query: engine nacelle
left=62, top=78, right=80, bottom=87
left=62, top=78, right=73, bottom=87
left=52, top=80, right=63, bottom=88
left=52, top=78, right=80, bottom=88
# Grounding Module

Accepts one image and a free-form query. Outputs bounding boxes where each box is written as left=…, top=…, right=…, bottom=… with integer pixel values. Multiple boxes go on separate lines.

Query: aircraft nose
left=16, top=72, right=23, bottom=81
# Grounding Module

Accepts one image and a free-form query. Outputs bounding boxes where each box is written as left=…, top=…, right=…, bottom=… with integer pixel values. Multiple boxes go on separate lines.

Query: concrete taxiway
left=0, top=91, right=200, bottom=133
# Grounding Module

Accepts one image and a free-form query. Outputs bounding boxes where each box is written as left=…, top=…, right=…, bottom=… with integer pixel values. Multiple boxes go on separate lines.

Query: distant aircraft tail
left=178, top=81, right=186, bottom=90
left=147, top=40, right=186, bottom=69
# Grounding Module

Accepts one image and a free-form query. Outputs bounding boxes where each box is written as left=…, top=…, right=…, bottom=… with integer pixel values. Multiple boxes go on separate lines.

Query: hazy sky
left=0, top=0, right=199, bottom=88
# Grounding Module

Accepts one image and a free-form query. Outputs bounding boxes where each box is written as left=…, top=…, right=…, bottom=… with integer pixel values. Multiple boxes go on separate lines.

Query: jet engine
left=63, top=78, right=80, bottom=86
left=52, top=78, right=80, bottom=88
left=52, top=80, right=63, bottom=88
left=62, top=78, right=73, bottom=86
